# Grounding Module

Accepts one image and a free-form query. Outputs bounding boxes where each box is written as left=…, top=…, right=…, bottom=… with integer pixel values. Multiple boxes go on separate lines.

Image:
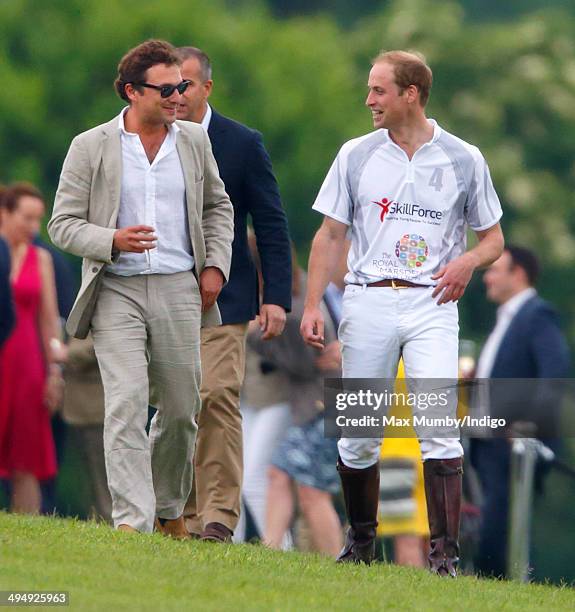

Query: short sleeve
left=312, top=148, right=353, bottom=226
left=465, top=153, right=503, bottom=231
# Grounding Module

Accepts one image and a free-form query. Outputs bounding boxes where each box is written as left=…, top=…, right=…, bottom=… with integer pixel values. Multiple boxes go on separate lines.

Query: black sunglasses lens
left=160, top=85, right=176, bottom=98
left=159, top=82, right=189, bottom=97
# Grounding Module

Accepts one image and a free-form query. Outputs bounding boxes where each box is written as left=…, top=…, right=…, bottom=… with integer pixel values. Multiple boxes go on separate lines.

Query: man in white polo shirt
left=301, top=50, right=504, bottom=576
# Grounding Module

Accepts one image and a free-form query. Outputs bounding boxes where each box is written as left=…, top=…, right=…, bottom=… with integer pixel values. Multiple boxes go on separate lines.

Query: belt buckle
left=391, top=279, right=408, bottom=290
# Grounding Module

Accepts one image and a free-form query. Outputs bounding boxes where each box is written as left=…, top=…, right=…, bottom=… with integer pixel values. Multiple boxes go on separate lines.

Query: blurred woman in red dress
left=0, top=183, right=65, bottom=514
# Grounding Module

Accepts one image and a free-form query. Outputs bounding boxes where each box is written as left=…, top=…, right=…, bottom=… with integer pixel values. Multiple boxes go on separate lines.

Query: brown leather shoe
left=200, top=522, right=233, bottom=543
left=117, top=524, right=138, bottom=533
left=154, top=516, right=191, bottom=540
left=423, top=457, right=463, bottom=577
left=335, top=457, right=379, bottom=565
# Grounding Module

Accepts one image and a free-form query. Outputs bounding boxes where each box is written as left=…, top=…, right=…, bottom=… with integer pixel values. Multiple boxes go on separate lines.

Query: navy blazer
left=471, top=295, right=570, bottom=578
left=207, top=109, right=291, bottom=325
left=490, top=295, right=571, bottom=379
left=488, top=295, right=571, bottom=437
left=0, top=237, right=15, bottom=347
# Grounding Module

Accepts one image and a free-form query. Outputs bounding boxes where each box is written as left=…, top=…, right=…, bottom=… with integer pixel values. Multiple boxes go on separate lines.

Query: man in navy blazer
left=0, top=236, right=15, bottom=347
left=471, top=245, right=571, bottom=577
left=176, top=46, right=292, bottom=542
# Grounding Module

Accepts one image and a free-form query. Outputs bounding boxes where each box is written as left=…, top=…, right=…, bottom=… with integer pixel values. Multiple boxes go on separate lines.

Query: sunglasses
left=133, top=80, right=191, bottom=98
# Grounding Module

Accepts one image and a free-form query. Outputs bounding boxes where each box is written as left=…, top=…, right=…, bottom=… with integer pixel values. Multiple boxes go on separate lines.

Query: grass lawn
left=1, top=512, right=574, bottom=611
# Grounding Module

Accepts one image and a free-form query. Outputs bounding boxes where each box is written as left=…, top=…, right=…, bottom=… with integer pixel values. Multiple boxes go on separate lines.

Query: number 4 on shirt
left=429, top=168, right=444, bottom=192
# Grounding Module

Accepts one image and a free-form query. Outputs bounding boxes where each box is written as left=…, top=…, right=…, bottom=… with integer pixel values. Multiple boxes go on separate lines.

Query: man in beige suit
left=48, top=40, right=234, bottom=536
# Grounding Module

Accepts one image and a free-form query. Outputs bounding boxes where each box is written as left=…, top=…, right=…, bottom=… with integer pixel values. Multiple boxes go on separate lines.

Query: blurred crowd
left=0, top=180, right=571, bottom=578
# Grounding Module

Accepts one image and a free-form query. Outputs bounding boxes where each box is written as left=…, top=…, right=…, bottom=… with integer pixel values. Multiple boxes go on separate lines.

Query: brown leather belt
left=353, top=279, right=428, bottom=289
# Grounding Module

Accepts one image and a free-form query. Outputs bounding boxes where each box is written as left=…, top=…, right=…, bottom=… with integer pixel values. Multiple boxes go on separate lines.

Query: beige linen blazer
left=48, top=114, right=234, bottom=339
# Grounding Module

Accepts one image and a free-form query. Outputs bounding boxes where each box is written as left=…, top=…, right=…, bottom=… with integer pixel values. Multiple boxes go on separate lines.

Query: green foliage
left=1, top=0, right=575, bottom=345
left=257, top=0, right=575, bottom=27
left=1, top=512, right=575, bottom=609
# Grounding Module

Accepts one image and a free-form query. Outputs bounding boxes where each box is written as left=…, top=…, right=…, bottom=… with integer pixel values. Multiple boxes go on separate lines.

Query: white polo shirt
left=108, top=109, right=194, bottom=276
left=313, top=120, right=502, bottom=285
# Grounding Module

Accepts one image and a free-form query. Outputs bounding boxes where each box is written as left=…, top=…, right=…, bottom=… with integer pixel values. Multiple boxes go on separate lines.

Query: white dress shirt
left=107, top=108, right=194, bottom=276
left=476, top=287, right=537, bottom=377
left=200, top=104, right=212, bottom=132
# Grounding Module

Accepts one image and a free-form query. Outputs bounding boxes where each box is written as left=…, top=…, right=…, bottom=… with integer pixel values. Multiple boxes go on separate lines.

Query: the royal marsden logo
left=371, top=197, right=443, bottom=223
left=395, top=234, right=429, bottom=268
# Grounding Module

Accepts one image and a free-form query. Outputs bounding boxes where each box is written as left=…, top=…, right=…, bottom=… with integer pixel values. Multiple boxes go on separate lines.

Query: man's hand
left=113, top=225, right=156, bottom=253
left=49, top=338, right=68, bottom=364
left=315, top=340, right=341, bottom=371
left=248, top=316, right=260, bottom=334
left=259, top=304, right=286, bottom=340
left=199, top=266, right=225, bottom=312
left=300, top=306, right=325, bottom=349
left=431, top=252, right=478, bottom=305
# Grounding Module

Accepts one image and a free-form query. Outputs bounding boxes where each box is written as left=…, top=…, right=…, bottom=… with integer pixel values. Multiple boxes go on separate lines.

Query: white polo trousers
left=337, top=284, right=464, bottom=468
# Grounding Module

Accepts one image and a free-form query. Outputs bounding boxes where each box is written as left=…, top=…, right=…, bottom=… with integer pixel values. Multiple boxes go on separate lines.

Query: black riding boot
left=423, top=457, right=463, bottom=577
left=336, top=456, right=379, bottom=565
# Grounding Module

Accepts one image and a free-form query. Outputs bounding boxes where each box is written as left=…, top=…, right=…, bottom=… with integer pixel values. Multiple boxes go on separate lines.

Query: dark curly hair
left=114, top=39, right=181, bottom=103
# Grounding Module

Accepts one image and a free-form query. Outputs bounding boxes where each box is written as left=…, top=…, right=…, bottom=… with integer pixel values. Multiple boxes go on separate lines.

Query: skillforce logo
left=372, top=197, right=443, bottom=222
left=396, top=234, right=428, bottom=268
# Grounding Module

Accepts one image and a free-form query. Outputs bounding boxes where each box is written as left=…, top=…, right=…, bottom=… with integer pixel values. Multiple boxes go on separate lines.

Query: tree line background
left=1, top=0, right=575, bottom=351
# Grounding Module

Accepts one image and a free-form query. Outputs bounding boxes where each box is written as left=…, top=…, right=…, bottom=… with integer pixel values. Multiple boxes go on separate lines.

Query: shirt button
left=92, top=267, right=98, bottom=273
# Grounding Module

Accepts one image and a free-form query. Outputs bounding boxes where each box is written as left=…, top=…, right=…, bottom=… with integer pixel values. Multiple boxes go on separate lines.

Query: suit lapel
left=491, top=296, right=536, bottom=374
left=207, top=110, right=228, bottom=155
left=175, top=130, right=200, bottom=234
left=101, top=118, right=122, bottom=226
left=207, top=109, right=227, bottom=136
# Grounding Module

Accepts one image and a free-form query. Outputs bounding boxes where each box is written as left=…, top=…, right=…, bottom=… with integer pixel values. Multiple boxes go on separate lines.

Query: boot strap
left=426, top=460, right=463, bottom=478
left=437, top=465, right=463, bottom=477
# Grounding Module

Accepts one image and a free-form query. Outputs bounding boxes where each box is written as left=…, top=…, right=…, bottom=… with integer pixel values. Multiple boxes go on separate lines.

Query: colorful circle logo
left=395, top=234, right=428, bottom=268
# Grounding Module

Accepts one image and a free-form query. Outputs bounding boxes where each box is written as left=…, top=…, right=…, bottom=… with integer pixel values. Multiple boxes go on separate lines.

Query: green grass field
left=1, top=513, right=574, bottom=611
